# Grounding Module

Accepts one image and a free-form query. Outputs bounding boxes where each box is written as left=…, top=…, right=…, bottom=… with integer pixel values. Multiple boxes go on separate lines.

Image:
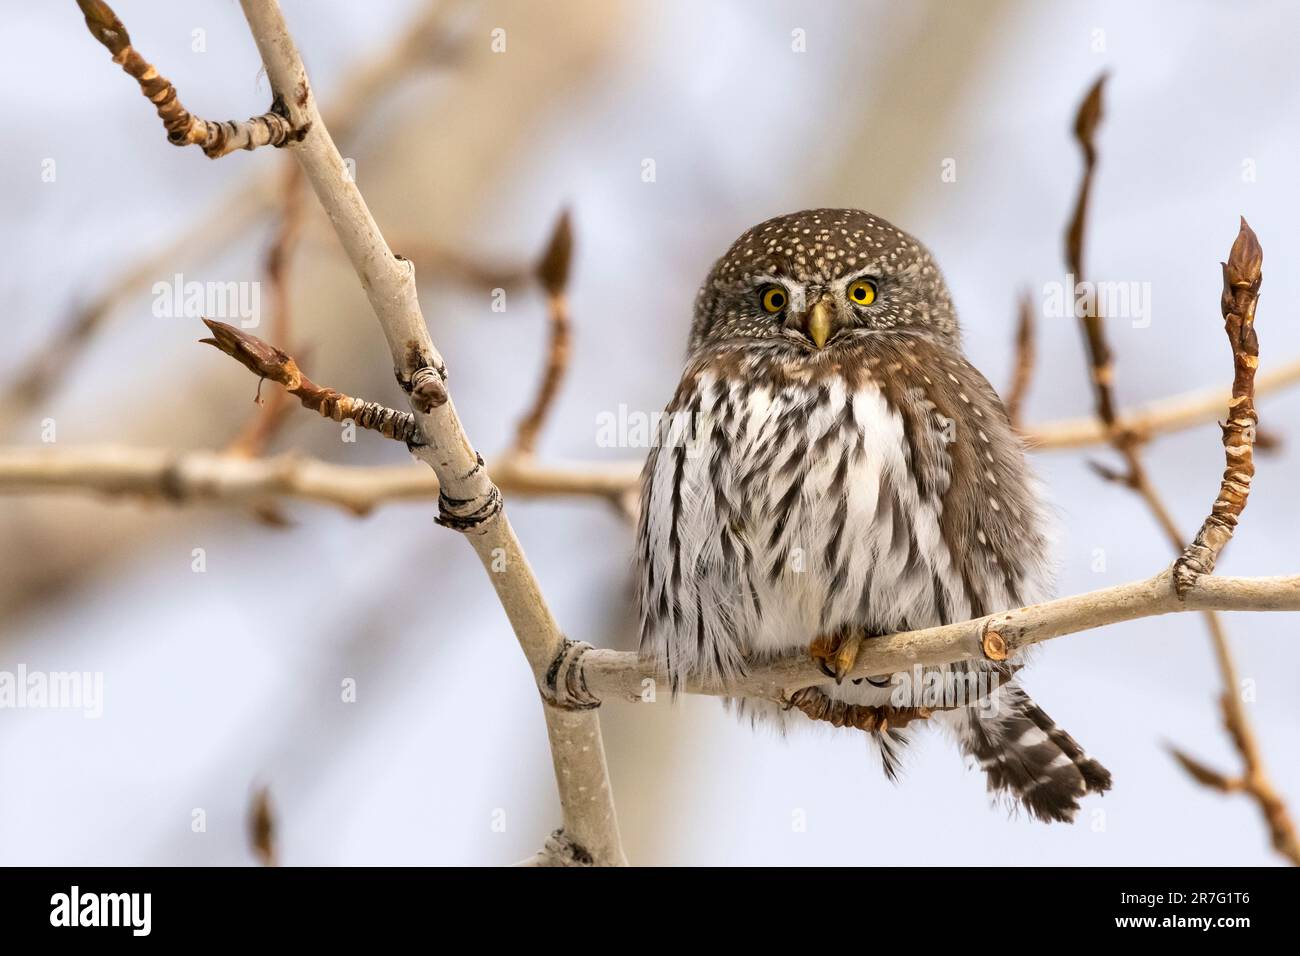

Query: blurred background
left=2, top=0, right=1298, bottom=865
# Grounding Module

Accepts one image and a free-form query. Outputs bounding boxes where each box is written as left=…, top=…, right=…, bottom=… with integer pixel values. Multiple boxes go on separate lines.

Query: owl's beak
left=805, top=300, right=834, bottom=349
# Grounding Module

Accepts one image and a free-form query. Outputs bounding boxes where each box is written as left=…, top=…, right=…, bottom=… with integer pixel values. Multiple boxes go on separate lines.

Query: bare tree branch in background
left=248, top=786, right=277, bottom=867
left=222, top=161, right=307, bottom=526
left=1005, top=289, right=1035, bottom=429
left=0, top=446, right=637, bottom=516
left=226, top=160, right=305, bottom=460
left=512, top=210, right=574, bottom=457
left=1067, top=74, right=1120, bottom=430
left=1020, top=357, right=1300, bottom=451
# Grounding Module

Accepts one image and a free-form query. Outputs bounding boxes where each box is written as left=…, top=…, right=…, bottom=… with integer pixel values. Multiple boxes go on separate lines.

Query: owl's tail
left=940, top=682, right=1112, bottom=823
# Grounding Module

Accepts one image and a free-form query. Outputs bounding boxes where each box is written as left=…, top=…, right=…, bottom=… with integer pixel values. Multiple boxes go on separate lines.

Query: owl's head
left=688, top=209, right=958, bottom=354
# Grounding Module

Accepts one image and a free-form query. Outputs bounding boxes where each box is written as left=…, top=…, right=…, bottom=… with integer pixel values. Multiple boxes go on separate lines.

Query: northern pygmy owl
left=636, top=209, right=1110, bottom=822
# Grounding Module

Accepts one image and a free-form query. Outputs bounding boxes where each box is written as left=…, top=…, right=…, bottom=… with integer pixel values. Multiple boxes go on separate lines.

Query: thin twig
left=1167, top=747, right=1239, bottom=792
left=1173, top=219, right=1262, bottom=592
left=1165, top=221, right=1297, bottom=864
left=512, top=210, right=574, bottom=456
left=1005, top=289, right=1036, bottom=428
left=1066, top=72, right=1120, bottom=430
left=75, top=0, right=302, bottom=158
left=227, top=161, right=305, bottom=459
left=1063, top=75, right=1182, bottom=543
left=249, top=786, right=277, bottom=867
left=201, top=320, right=422, bottom=445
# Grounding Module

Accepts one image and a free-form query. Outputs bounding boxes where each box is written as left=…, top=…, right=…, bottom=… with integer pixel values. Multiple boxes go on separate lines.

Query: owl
left=636, top=209, right=1110, bottom=823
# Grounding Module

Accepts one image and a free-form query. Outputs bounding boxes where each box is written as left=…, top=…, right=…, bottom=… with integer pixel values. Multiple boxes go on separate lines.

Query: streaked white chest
left=646, top=372, right=961, bottom=663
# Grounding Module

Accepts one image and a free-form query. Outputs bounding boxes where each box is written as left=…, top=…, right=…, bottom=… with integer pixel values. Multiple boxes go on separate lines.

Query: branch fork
left=234, top=0, right=626, bottom=864
left=77, top=0, right=306, bottom=158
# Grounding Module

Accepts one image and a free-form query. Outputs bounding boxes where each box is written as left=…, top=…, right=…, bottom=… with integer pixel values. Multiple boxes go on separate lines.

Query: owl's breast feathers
left=636, top=332, right=1053, bottom=689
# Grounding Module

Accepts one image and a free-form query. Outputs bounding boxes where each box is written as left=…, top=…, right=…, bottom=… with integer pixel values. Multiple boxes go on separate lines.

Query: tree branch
left=248, top=786, right=277, bottom=867
left=201, top=320, right=423, bottom=445
left=75, top=0, right=302, bottom=158
left=1020, top=356, right=1300, bottom=450
left=1066, top=72, right=1119, bottom=428
left=1173, top=219, right=1262, bottom=591
left=0, top=446, right=638, bottom=515
left=233, top=0, right=625, bottom=864
left=573, top=571, right=1300, bottom=703
left=511, top=210, right=574, bottom=457
left=1163, top=220, right=1297, bottom=864
left=1059, top=73, right=1296, bottom=865
left=7, top=0, right=462, bottom=425
left=1005, top=289, right=1035, bottom=429
left=226, top=160, right=305, bottom=460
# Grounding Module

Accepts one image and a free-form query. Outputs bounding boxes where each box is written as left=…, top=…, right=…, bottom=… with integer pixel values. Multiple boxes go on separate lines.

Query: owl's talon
left=808, top=631, right=863, bottom=684
left=829, top=632, right=863, bottom=684
left=808, top=633, right=839, bottom=679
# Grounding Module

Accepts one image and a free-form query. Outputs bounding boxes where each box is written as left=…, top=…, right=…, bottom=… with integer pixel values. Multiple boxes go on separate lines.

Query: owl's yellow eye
left=759, top=286, right=788, bottom=314
left=848, top=279, right=877, bottom=306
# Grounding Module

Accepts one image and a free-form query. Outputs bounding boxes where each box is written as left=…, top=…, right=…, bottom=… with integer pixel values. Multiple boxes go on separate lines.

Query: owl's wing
left=874, top=335, right=1053, bottom=619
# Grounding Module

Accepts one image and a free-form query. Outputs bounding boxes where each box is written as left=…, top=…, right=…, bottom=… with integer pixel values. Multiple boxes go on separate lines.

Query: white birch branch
left=574, top=570, right=1300, bottom=703
left=0, top=446, right=637, bottom=515
left=235, top=0, right=625, bottom=865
